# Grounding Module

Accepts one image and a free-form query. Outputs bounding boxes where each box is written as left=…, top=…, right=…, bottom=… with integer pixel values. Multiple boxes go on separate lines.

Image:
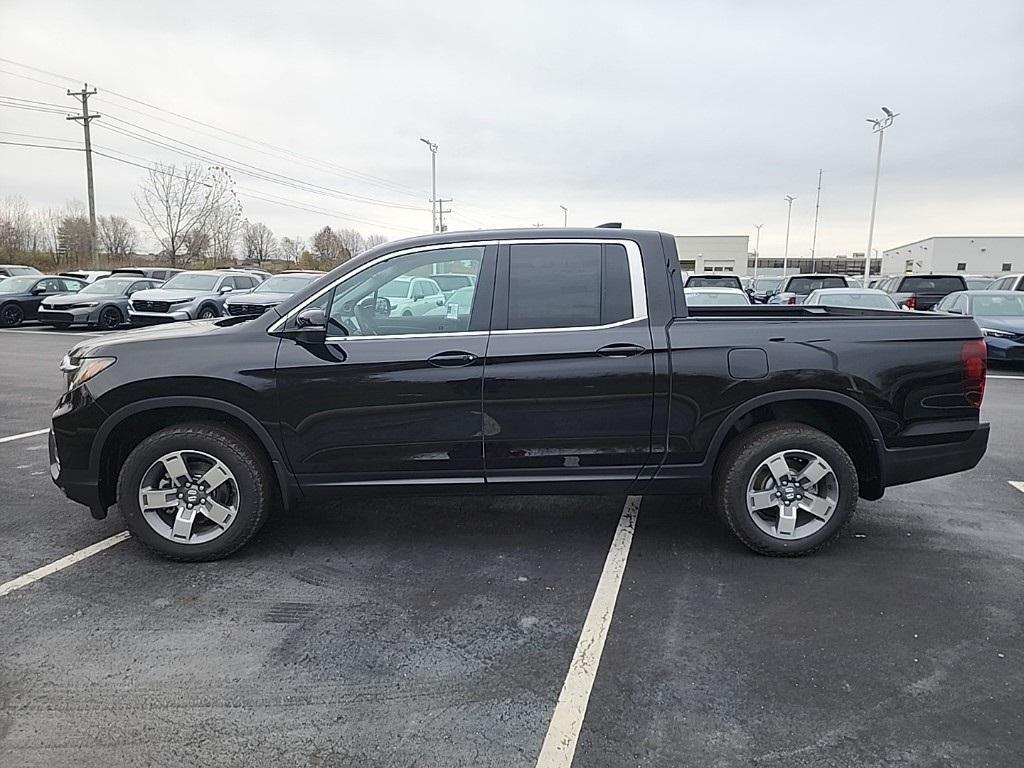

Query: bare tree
left=134, top=162, right=229, bottom=267
left=0, top=196, right=34, bottom=258
left=335, top=228, right=366, bottom=257
left=308, top=226, right=350, bottom=270
left=242, top=221, right=278, bottom=265
left=278, top=235, right=304, bottom=263
left=364, top=233, right=389, bottom=250
left=98, top=215, right=137, bottom=260
left=207, top=202, right=241, bottom=267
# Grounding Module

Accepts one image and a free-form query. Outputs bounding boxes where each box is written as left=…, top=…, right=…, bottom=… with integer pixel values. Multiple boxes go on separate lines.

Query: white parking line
left=535, top=495, right=640, bottom=768
left=1009, top=481, right=1024, bottom=494
left=0, top=428, right=49, bottom=444
left=0, top=531, right=130, bottom=597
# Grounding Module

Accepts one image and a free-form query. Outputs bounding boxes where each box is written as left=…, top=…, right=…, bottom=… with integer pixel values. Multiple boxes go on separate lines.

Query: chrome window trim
left=269, top=237, right=646, bottom=338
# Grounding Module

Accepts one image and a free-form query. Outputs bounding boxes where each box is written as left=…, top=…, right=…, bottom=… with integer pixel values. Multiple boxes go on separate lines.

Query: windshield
left=0, top=276, right=38, bottom=293
left=898, top=276, right=966, bottom=293
left=685, top=290, right=749, bottom=306
left=433, top=274, right=473, bottom=292
left=754, top=278, right=782, bottom=291
left=687, top=275, right=741, bottom=288
left=377, top=278, right=412, bottom=299
left=254, top=275, right=318, bottom=294
left=970, top=295, right=1024, bottom=316
left=160, top=273, right=220, bottom=291
left=815, top=292, right=898, bottom=309
left=786, top=276, right=847, bottom=294
left=81, top=278, right=136, bottom=295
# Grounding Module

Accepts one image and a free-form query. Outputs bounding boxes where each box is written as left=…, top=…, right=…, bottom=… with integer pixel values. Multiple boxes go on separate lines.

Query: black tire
left=116, top=423, right=275, bottom=561
left=713, top=422, right=858, bottom=556
left=197, top=304, right=220, bottom=320
left=50, top=323, right=72, bottom=330
left=96, top=305, right=123, bottom=329
left=0, top=302, right=24, bottom=328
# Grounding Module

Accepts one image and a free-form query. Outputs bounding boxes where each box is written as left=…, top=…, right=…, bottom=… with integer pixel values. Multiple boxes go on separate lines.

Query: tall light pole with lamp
left=419, top=137, right=438, bottom=233
left=753, top=223, right=763, bottom=278
left=864, top=107, right=898, bottom=283
left=783, top=196, right=796, bottom=277
left=559, top=205, right=568, bottom=227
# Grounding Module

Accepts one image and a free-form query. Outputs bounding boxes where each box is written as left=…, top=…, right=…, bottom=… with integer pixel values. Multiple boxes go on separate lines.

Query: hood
left=69, top=319, right=232, bottom=359
left=226, top=292, right=289, bottom=307
left=131, top=287, right=213, bottom=301
left=45, top=292, right=121, bottom=307
left=973, top=315, right=1024, bottom=334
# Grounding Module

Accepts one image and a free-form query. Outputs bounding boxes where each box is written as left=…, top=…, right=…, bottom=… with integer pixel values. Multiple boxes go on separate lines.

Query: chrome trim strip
left=325, top=330, right=488, bottom=342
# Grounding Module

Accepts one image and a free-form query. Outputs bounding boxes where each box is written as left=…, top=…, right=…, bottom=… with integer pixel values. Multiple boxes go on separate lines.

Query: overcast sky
left=1, top=0, right=1021, bottom=256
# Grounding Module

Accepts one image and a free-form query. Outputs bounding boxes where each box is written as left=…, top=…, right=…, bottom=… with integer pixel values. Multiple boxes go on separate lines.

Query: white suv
left=378, top=276, right=445, bottom=316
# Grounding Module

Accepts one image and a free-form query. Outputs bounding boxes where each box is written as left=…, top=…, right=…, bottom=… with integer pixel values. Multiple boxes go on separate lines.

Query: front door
left=275, top=244, right=497, bottom=494
left=482, top=240, right=655, bottom=492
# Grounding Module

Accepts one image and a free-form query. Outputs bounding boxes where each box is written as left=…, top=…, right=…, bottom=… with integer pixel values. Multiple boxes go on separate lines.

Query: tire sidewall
left=721, top=426, right=858, bottom=555
left=98, top=305, right=123, bottom=329
left=197, top=304, right=219, bottom=319
left=117, top=426, right=269, bottom=560
left=0, top=303, right=24, bottom=327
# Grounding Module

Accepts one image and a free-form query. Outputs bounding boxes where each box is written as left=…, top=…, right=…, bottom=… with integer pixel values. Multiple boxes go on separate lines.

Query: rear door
left=482, top=239, right=655, bottom=492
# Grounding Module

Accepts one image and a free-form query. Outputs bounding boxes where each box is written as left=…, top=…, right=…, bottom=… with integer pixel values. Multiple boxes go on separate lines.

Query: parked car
left=51, top=227, right=989, bottom=561
left=749, top=276, right=783, bottom=303
left=60, top=270, right=111, bottom=284
left=0, top=264, right=42, bottom=277
left=0, top=275, right=86, bottom=327
left=128, top=270, right=261, bottom=325
left=38, top=275, right=163, bottom=329
left=769, top=274, right=850, bottom=305
left=683, top=273, right=743, bottom=290
left=963, top=275, right=997, bottom=290
left=376, top=275, right=446, bottom=316
left=683, top=287, right=751, bottom=306
left=111, top=267, right=183, bottom=281
left=804, top=288, right=900, bottom=310
left=985, top=274, right=1024, bottom=291
left=883, top=274, right=968, bottom=311
left=430, top=272, right=477, bottom=298
left=422, top=285, right=477, bottom=325
left=934, top=290, right=1024, bottom=361
left=224, top=271, right=325, bottom=317
left=216, top=266, right=270, bottom=283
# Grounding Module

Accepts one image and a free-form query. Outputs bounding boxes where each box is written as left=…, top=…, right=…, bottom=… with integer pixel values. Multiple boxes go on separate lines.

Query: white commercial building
left=674, top=235, right=750, bottom=275
left=882, top=236, right=1024, bottom=276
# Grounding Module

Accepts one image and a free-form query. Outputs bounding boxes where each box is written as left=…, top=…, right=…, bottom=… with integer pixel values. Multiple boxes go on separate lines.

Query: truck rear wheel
left=714, top=422, right=858, bottom=556
left=116, top=423, right=274, bottom=561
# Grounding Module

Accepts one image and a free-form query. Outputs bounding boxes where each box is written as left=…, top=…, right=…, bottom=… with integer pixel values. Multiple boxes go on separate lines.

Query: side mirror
left=283, top=307, right=329, bottom=344
left=219, top=285, right=234, bottom=294
left=436, top=297, right=445, bottom=306
left=745, top=288, right=755, bottom=296
left=31, top=286, right=47, bottom=295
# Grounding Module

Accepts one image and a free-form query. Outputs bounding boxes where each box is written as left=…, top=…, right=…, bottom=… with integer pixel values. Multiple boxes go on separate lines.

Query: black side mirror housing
left=282, top=307, right=330, bottom=344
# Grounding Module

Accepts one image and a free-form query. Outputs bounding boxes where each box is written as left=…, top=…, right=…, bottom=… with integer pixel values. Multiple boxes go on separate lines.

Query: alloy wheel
left=745, top=449, right=839, bottom=540
left=99, top=307, right=122, bottom=329
left=0, top=304, right=24, bottom=327
left=137, top=450, right=240, bottom=544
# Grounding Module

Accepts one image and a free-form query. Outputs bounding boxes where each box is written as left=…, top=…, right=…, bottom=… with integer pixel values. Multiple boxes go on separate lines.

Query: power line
left=0, top=139, right=83, bottom=151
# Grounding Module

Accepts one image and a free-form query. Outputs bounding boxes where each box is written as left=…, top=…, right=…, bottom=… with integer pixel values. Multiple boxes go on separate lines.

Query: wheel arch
left=708, top=390, right=885, bottom=500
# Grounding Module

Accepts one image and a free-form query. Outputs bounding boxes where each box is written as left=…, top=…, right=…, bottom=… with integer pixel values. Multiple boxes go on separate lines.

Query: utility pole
left=559, top=205, right=568, bottom=227
left=67, top=83, right=100, bottom=267
left=783, top=195, right=796, bottom=277
left=864, top=107, right=898, bottom=284
left=810, top=168, right=822, bottom=263
left=436, top=198, right=452, bottom=233
left=419, top=138, right=438, bottom=232
left=753, top=224, right=763, bottom=278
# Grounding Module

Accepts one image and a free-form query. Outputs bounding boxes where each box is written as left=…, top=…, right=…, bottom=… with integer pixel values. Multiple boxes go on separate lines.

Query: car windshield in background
left=685, top=290, right=749, bottom=306
left=899, top=276, right=966, bottom=292
left=160, top=273, right=220, bottom=291
left=971, top=295, right=1024, bottom=316
left=432, top=275, right=473, bottom=292
left=965, top=277, right=995, bottom=290
left=688, top=276, right=740, bottom=287
left=0, top=276, right=37, bottom=293
left=818, top=292, right=898, bottom=309
left=787, top=277, right=847, bottom=293
left=253, top=275, right=317, bottom=294
left=81, top=278, right=136, bottom=294
left=754, top=278, right=782, bottom=291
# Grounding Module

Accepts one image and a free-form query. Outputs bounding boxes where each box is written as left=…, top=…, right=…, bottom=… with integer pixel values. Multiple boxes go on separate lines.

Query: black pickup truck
left=50, top=228, right=989, bottom=561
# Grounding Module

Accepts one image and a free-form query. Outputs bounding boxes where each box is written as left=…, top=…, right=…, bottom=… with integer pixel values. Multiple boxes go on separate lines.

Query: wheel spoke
left=799, top=492, right=833, bottom=520
left=796, top=458, right=831, bottom=487
left=160, top=452, right=191, bottom=487
left=201, top=499, right=235, bottom=528
left=748, top=489, right=778, bottom=511
left=765, top=455, right=791, bottom=485
left=776, top=505, right=798, bottom=536
left=197, top=462, right=232, bottom=492
left=140, top=488, right=178, bottom=511
left=171, top=506, right=197, bottom=540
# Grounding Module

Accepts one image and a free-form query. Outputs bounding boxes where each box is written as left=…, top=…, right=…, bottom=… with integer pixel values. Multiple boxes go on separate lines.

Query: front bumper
left=38, top=306, right=96, bottom=326
left=129, top=309, right=192, bottom=325
left=983, top=337, right=1024, bottom=361
left=879, top=422, right=990, bottom=489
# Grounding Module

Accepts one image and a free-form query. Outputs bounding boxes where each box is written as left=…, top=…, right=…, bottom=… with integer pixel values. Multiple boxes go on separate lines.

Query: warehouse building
left=882, top=236, right=1024, bottom=276
left=674, top=235, right=750, bottom=275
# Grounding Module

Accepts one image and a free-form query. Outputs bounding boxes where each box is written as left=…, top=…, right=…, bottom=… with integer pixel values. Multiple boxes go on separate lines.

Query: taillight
left=787, top=296, right=796, bottom=305
left=961, top=339, right=987, bottom=408
left=905, top=295, right=917, bottom=310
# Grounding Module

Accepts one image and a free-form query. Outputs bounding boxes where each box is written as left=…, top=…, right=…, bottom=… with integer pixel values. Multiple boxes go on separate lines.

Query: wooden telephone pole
left=67, top=84, right=100, bottom=267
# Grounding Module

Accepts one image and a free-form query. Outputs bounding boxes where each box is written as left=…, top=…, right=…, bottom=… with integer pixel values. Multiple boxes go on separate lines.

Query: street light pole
left=753, top=223, right=763, bottom=278
left=560, top=205, right=568, bottom=227
left=864, top=107, right=898, bottom=284
left=783, top=196, right=796, bottom=277
left=419, top=137, right=438, bottom=233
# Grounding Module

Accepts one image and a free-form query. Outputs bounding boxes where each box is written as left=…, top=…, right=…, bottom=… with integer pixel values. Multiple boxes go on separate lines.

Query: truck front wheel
left=714, top=423, right=858, bottom=556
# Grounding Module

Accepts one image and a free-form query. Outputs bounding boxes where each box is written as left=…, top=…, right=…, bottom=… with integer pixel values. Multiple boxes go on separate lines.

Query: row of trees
left=1, top=161, right=389, bottom=271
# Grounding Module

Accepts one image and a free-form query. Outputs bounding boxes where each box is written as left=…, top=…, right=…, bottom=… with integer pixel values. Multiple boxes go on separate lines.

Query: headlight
left=980, top=328, right=1015, bottom=339
left=169, top=297, right=195, bottom=304
left=70, top=301, right=98, bottom=309
left=59, top=355, right=116, bottom=390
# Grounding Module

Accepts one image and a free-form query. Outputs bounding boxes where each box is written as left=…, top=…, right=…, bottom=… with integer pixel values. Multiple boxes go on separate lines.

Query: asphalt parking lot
left=1, top=324, right=1022, bottom=768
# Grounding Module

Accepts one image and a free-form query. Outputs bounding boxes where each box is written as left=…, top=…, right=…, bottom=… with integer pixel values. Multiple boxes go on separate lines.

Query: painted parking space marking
left=1009, top=481, right=1024, bottom=494
left=0, top=531, right=130, bottom=597
left=534, top=495, right=640, bottom=768
left=0, top=428, right=49, bottom=444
